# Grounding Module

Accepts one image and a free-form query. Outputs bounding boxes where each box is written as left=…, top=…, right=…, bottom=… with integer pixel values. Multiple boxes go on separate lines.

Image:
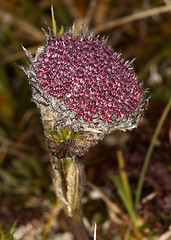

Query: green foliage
left=0, top=154, right=54, bottom=206
left=135, top=96, right=171, bottom=210
left=113, top=151, right=138, bottom=226
left=113, top=175, right=138, bottom=226
left=45, top=126, right=85, bottom=143
left=0, top=221, right=17, bottom=240
left=51, top=5, right=57, bottom=37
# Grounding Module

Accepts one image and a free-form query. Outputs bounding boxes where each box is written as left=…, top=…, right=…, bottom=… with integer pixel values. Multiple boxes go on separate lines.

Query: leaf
left=56, top=128, right=64, bottom=139
left=0, top=181, right=7, bottom=191
left=74, top=133, right=85, bottom=139
left=59, top=26, right=64, bottom=37
left=0, top=168, right=18, bottom=186
left=0, top=221, right=17, bottom=240
left=26, top=155, right=44, bottom=176
left=113, top=175, right=138, bottom=226
left=45, top=130, right=61, bottom=141
left=12, top=159, right=32, bottom=179
left=51, top=5, right=57, bottom=37
left=45, top=130, right=59, bottom=137
left=63, top=126, right=69, bottom=137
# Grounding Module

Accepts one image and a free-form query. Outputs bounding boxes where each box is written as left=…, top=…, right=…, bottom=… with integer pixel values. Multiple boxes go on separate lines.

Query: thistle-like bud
left=22, top=23, right=148, bottom=158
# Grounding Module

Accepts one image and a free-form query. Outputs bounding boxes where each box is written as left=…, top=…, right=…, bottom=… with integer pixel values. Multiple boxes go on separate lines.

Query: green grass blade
left=135, top=96, right=171, bottom=209
left=113, top=176, right=138, bottom=226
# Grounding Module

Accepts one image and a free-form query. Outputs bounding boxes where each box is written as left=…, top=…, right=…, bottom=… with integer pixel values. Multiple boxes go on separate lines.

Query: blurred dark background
left=0, top=0, right=171, bottom=239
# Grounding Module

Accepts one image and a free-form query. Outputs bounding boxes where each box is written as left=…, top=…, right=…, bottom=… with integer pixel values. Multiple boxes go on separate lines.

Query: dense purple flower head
left=23, top=27, right=148, bottom=133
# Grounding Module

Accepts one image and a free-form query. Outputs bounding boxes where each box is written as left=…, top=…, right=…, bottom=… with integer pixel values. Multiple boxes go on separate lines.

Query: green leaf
left=45, top=130, right=61, bottom=142
left=26, top=155, right=44, bottom=176
left=0, top=221, right=17, bottom=240
left=0, top=168, right=18, bottom=186
left=12, top=159, right=32, bottom=179
left=45, top=130, right=60, bottom=138
left=56, top=128, right=64, bottom=139
left=74, top=133, right=85, bottom=139
left=113, top=175, right=138, bottom=226
left=63, top=126, right=69, bottom=138
left=59, top=26, right=64, bottom=37
left=63, top=157, right=73, bottom=169
left=51, top=5, right=57, bottom=37
left=0, top=181, right=7, bottom=191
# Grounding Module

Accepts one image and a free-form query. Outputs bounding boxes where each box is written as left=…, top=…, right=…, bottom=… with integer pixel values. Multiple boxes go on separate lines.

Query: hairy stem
left=51, top=155, right=88, bottom=239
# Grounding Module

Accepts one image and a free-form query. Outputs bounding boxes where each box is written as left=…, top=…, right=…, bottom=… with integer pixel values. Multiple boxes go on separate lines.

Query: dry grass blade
left=163, top=0, right=171, bottom=6
left=41, top=200, right=61, bottom=240
left=163, top=0, right=171, bottom=14
left=62, top=0, right=81, bottom=19
left=0, top=9, right=43, bottom=41
left=84, top=0, right=98, bottom=25
left=95, top=4, right=171, bottom=33
left=87, top=181, right=123, bottom=225
left=87, top=182, right=142, bottom=240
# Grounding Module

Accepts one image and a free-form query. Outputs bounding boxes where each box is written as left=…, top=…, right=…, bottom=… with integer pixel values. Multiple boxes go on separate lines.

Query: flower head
left=22, top=24, right=148, bottom=157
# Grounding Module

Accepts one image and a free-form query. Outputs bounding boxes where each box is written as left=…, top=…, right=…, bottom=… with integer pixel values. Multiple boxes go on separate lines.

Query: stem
left=135, top=97, right=171, bottom=210
left=117, top=150, right=132, bottom=204
left=51, top=155, right=87, bottom=239
left=68, top=210, right=89, bottom=240
left=116, top=150, right=138, bottom=226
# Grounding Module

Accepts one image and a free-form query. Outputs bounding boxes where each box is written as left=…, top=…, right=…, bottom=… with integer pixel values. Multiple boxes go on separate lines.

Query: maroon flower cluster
left=23, top=27, right=148, bottom=133
left=35, top=33, right=142, bottom=124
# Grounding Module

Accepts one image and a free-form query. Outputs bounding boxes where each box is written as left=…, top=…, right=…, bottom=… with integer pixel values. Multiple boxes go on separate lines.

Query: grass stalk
left=135, top=96, right=171, bottom=210
left=115, top=150, right=138, bottom=226
left=41, top=200, right=60, bottom=240
left=117, top=150, right=132, bottom=204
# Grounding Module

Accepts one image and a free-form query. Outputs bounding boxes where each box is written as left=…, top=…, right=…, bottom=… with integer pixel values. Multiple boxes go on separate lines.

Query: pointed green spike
left=51, top=5, right=57, bottom=37
left=59, top=26, right=64, bottom=37
left=72, top=23, right=75, bottom=32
